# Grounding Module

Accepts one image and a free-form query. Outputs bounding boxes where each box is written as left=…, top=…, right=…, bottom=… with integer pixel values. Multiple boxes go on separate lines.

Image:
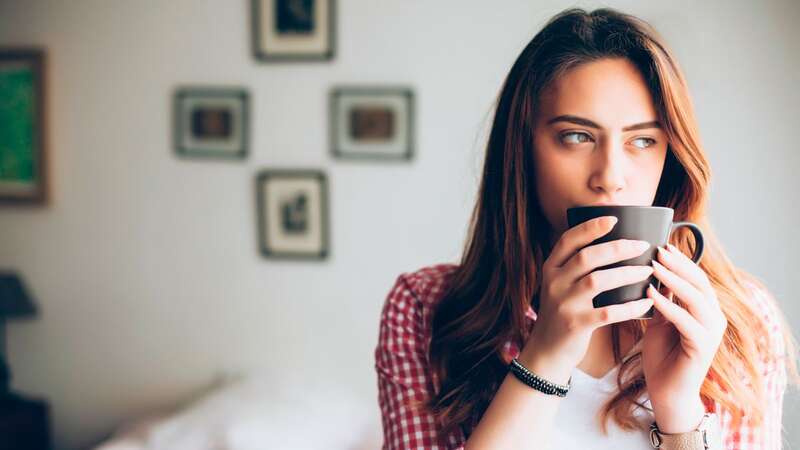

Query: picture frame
left=173, top=87, right=249, bottom=160
left=251, top=0, right=336, bottom=62
left=329, top=86, right=414, bottom=161
left=0, top=48, right=47, bottom=205
left=255, top=169, right=330, bottom=260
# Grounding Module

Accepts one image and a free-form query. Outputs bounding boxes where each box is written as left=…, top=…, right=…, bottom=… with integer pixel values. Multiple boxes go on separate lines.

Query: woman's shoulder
left=379, top=263, right=461, bottom=331
left=395, top=263, right=460, bottom=301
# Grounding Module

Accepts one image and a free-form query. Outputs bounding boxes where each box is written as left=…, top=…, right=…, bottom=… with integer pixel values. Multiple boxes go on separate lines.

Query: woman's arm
left=752, top=360, right=787, bottom=450
left=375, top=273, right=466, bottom=450
left=717, top=281, right=789, bottom=450
left=463, top=343, right=574, bottom=449
left=375, top=270, right=579, bottom=450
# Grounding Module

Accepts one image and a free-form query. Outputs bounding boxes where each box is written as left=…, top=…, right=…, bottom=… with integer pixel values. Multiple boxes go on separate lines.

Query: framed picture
left=330, top=86, right=414, bottom=161
left=173, top=87, right=249, bottom=159
left=252, top=0, right=336, bottom=62
left=255, top=169, right=329, bottom=260
left=0, top=48, right=47, bottom=205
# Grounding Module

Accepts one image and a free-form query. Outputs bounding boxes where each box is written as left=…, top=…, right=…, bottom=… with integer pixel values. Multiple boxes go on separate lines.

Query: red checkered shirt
left=374, top=263, right=789, bottom=449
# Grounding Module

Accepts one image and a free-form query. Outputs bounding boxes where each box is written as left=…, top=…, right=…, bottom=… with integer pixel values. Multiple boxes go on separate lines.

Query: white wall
left=0, top=0, right=797, bottom=449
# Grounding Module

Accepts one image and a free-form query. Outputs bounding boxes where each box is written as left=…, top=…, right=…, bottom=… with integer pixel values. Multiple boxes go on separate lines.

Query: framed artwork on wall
left=0, top=48, right=47, bottom=205
left=251, top=0, right=336, bottom=62
left=329, top=86, right=414, bottom=161
left=255, top=169, right=329, bottom=260
left=173, top=87, right=249, bottom=160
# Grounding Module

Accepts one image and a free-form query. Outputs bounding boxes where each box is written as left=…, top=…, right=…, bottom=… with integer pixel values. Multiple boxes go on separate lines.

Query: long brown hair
left=425, top=7, right=799, bottom=437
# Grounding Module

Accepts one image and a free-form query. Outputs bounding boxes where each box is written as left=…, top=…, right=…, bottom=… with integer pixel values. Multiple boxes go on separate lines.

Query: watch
left=649, top=412, right=720, bottom=449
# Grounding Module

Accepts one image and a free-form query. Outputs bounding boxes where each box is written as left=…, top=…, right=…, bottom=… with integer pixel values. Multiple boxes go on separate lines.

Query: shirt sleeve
left=375, top=273, right=466, bottom=450
left=718, top=282, right=789, bottom=450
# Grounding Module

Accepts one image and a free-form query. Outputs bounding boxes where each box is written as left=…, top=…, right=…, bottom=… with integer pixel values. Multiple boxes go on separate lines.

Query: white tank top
left=549, top=351, right=655, bottom=449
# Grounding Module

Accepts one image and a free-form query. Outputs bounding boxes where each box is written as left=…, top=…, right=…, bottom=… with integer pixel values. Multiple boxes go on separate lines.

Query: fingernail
left=647, top=284, right=661, bottom=300
left=667, top=243, right=678, bottom=253
left=635, top=240, right=651, bottom=251
left=657, top=246, right=669, bottom=257
left=652, top=260, right=663, bottom=269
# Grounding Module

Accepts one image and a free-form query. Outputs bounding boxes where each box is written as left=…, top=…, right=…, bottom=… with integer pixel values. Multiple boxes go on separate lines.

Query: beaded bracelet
left=509, top=358, right=571, bottom=397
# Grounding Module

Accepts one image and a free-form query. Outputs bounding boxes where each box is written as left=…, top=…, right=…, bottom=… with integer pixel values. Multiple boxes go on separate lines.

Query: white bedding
left=93, top=372, right=383, bottom=450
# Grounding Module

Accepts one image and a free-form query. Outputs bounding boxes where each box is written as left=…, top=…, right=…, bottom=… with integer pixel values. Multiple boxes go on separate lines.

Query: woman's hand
left=518, top=216, right=655, bottom=384
left=642, top=243, right=728, bottom=433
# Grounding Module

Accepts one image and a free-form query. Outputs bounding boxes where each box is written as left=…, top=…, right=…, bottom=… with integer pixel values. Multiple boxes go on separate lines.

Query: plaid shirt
left=375, top=263, right=789, bottom=449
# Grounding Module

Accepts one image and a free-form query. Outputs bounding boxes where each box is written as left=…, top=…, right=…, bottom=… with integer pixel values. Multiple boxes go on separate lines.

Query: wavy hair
left=424, top=7, right=799, bottom=437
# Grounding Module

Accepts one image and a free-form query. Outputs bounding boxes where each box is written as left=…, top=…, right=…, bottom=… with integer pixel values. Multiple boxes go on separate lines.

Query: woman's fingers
left=661, top=244, right=715, bottom=297
left=590, top=298, right=654, bottom=327
left=561, top=238, right=651, bottom=283
left=572, top=265, right=654, bottom=300
left=647, top=284, right=705, bottom=343
left=651, top=258, right=715, bottom=326
left=547, top=216, right=617, bottom=269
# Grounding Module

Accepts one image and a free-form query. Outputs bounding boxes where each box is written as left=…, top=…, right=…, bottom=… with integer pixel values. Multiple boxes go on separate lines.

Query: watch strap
left=650, top=412, right=721, bottom=450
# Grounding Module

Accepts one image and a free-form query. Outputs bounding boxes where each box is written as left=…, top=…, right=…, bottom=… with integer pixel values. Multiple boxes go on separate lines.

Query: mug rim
left=567, top=205, right=673, bottom=211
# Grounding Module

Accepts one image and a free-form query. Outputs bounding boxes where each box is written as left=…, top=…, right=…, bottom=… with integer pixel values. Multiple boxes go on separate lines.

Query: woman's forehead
left=537, top=58, right=659, bottom=129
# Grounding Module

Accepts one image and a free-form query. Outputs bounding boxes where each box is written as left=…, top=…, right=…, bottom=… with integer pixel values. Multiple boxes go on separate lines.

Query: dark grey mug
left=565, top=205, right=704, bottom=319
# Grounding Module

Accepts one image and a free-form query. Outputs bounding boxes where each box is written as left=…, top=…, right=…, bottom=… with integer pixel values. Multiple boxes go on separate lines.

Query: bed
left=92, top=372, right=383, bottom=450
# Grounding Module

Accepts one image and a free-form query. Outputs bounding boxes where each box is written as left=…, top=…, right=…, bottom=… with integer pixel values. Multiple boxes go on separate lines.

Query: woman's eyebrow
left=546, top=115, right=661, bottom=131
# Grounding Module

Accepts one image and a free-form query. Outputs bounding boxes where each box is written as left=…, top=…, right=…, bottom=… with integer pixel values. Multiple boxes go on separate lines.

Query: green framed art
left=0, top=48, right=47, bottom=205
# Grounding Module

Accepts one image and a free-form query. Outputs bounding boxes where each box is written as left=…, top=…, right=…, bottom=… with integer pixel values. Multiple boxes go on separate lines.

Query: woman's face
left=532, top=57, right=669, bottom=241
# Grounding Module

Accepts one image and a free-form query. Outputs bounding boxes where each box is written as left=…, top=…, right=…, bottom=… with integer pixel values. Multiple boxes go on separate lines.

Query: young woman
left=374, top=7, right=798, bottom=450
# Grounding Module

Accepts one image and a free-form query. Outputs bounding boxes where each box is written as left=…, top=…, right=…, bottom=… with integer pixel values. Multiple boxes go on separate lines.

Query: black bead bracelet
left=509, top=358, right=571, bottom=397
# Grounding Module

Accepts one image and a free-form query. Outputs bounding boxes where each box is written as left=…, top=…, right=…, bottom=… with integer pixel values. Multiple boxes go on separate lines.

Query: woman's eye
left=631, top=137, right=656, bottom=149
left=560, top=132, right=592, bottom=145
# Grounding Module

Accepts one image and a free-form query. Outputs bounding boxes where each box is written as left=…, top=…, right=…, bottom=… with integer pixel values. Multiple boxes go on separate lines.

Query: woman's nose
left=589, top=139, right=627, bottom=195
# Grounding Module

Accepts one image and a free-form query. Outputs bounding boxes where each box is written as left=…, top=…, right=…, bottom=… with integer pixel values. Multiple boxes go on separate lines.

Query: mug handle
left=669, top=221, right=705, bottom=263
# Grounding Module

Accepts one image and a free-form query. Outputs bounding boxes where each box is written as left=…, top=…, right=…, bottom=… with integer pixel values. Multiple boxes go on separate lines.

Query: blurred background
left=0, top=0, right=797, bottom=449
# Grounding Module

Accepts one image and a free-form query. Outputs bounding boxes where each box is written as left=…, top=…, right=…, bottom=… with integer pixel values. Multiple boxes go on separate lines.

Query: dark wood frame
left=329, top=86, right=415, bottom=161
left=173, top=87, right=249, bottom=160
left=251, top=0, right=336, bottom=62
left=255, top=169, right=330, bottom=260
left=0, top=48, right=47, bottom=205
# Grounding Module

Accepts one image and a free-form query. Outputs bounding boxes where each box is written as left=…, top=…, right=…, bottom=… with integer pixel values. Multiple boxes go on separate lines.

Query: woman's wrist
left=651, top=393, right=706, bottom=434
left=516, top=344, right=574, bottom=386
